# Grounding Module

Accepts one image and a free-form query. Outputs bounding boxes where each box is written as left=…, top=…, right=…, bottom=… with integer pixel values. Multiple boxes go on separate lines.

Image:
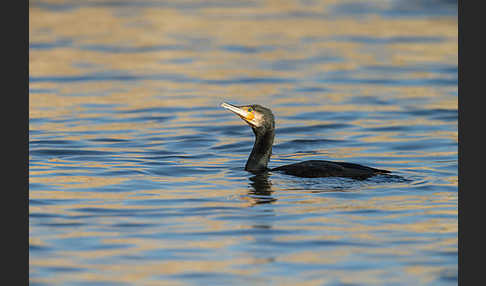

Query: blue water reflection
left=30, top=0, right=457, bottom=285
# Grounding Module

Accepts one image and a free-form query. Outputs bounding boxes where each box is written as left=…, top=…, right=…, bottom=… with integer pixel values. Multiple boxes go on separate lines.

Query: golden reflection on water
left=30, top=4, right=456, bottom=76
left=30, top=1, right=457, bottom=285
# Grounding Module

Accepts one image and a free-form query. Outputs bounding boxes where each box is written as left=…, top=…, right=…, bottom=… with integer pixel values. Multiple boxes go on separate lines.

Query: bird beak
left=221, top=102, right=255, bottom=123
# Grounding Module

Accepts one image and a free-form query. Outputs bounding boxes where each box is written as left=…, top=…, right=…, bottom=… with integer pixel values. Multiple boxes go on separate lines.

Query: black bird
left=221, top=102, right=391, bottom=180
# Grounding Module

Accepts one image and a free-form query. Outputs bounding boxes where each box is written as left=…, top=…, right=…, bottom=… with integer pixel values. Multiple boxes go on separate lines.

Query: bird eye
left=248, top=107, right=253, bottom=112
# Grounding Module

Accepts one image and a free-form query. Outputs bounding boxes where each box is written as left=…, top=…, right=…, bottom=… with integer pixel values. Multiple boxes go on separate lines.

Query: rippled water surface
left=30, top=1, right=457, bottom=285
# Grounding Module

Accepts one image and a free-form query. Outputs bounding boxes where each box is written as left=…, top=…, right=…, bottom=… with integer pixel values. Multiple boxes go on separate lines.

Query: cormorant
left=221, top=102, right=391, bottom=180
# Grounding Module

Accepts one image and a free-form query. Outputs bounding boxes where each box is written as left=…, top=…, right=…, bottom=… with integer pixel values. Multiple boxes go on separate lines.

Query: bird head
left=221, top=102, right=274, bottom=133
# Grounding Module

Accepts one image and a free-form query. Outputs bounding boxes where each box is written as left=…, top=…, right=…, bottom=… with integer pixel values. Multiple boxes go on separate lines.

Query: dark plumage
left=271, top=160, right=389, bottom=179
left=221, top=102, right=390, bottom=179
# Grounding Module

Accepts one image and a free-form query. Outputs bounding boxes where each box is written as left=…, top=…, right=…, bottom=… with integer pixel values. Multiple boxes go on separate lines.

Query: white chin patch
left=247, top=112, right=264, bottom=127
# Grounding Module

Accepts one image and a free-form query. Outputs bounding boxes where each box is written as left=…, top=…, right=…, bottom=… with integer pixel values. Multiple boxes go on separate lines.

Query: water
left=29, top=1, right=457, bottom=285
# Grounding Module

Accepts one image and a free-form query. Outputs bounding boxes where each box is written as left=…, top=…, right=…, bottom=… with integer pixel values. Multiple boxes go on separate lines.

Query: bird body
left=271, top=160, right=389, bottom=179
left=221, top=102, right=390, bottom=180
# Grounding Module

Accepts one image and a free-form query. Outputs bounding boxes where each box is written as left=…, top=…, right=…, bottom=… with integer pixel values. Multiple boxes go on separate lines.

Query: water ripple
left=30, top=2, right=457, bottom=285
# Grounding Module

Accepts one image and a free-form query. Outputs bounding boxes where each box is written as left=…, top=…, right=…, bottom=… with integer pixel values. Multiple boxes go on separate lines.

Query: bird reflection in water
left=247, top=173, right=277, bottom=205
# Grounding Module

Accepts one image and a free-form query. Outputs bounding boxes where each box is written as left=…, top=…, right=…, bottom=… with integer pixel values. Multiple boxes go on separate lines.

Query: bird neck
left=245, top=128, right=274, bottom=173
